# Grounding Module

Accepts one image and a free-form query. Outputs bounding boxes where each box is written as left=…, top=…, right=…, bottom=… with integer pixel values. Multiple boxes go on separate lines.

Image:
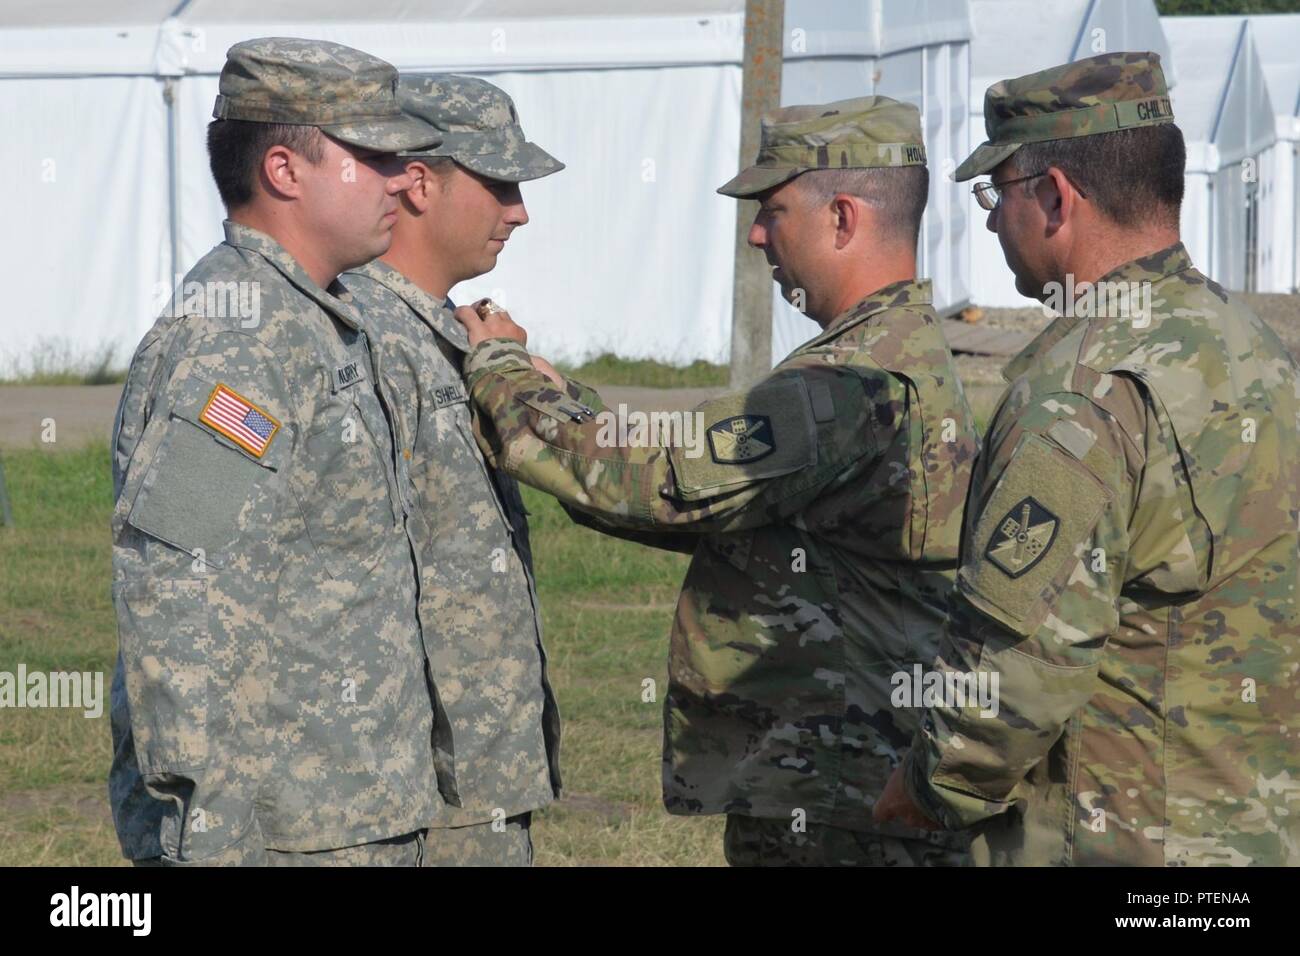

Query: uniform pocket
left=670, top=377, right=817, bottom=501
left=126, top=399, right=284, bottom=570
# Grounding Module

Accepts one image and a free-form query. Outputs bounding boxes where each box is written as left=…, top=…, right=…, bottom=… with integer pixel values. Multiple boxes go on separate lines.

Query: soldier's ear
left=404, top=162, right=432, bottom=213
left=1042, top=166, right=1074, bottom=234
left=260, top=144, right=304, bottom=201
left=832, top=193, right=860, bottom=250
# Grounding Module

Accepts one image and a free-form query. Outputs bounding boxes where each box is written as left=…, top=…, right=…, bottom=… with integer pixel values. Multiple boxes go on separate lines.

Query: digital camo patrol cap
left=212, top=37, right=441, bottom=153
left=955, top=51, right=1174, bottom=182
left=395, top=74, right=564, bottom=183
left=717, top=95, right=927, bottom=198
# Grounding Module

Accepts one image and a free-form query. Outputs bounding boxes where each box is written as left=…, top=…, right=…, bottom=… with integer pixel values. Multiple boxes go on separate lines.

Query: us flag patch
left=199, top=383, right=280, bottom=458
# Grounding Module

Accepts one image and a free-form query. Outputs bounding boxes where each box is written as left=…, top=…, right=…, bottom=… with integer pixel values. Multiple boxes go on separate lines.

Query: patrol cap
left=717, top=95, right=926, bottom=198
left=212, top=37, right=441, bottom=153
left=396, top=74, right=564, bottom=182
left=955, top=51, right=1174, bottom=182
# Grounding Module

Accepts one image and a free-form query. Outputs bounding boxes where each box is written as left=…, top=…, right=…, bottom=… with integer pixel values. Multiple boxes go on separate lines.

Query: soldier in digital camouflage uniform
left=340, top=75, right=572, bottom=865
left=109, top=38, right=449, bottom=866
left=454, top=97, right=980, bottom=865
left=876, top=53, right=1300, bottom=866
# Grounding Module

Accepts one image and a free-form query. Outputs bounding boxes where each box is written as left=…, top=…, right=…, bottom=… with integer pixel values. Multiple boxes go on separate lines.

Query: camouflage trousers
left=723, top=814, right=971, bottom=867
left=266, top=814, right=533, bottom=867
left=135, top=813, right=533, bottom=867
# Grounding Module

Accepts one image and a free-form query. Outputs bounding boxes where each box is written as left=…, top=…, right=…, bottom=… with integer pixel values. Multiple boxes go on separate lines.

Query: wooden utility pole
left=728, top=0, right=784, bottom=389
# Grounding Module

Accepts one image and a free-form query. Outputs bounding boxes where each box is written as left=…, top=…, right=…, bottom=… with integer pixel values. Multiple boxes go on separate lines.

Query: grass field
left=0, top=341, right=126, bottom=387
left=558, top=353, right=729, bottom=388
left=0, top=442, right=725, bottom=866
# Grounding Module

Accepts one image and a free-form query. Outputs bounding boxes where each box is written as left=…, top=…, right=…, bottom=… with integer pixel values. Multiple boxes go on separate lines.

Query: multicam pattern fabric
left=463, top=279, right=978, bottom=851
left=110, top=222, right=442, bottom=864
left=396, top=74, right=564, bottom=182
left=903, top=244, right=1300, bottom=866
left=718, top=95, right=927, bottom=197
left=723, top=814, right=969, bottom=867
left=212, top=37, right=439, bottom=153
left=956, top=51, right=1174, bottom=181
left=341, top=259, right=561, bottom=826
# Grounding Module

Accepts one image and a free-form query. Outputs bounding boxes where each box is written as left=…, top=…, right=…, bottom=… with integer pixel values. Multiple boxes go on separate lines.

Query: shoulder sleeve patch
left=128, top=381, right=284, bottom=567
left=670, top=376, right=816, bottom=500
left=198, top=383, right=281, bottom=458
left=959, top=431, right=1112, bottom=636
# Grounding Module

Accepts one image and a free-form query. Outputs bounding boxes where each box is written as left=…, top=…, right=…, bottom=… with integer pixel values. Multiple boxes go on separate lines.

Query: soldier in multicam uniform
left=340, top=75, right=573, bottom=865
left=876, top=53, right=1300, bottom=866
left=454, top=97, right=979, bottom=865
left=109, top=38, right=449, bottom=865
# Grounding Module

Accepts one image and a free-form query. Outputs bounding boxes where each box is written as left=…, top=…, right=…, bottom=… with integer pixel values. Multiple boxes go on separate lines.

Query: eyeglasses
left=972, top=170, right=1088, bottom=211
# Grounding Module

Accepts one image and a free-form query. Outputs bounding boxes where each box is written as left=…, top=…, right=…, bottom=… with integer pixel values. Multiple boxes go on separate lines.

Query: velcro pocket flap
left=671, top=377, right=816, bottom=501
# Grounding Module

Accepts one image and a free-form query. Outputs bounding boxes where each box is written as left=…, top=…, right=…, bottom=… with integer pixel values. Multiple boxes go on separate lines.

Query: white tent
left=966, top=0, right=1174, bottom=307
left=2, top=2, right=1283, bottom=375
left=0, top=1, right=177, bottom=373
left=1247, top=13, right=1300, bottom=293
left=1162, top=16, right=1275, bottom=293
left=1, top=0, right=747, bottom=370
left=771, top=0, right=971, bottom=361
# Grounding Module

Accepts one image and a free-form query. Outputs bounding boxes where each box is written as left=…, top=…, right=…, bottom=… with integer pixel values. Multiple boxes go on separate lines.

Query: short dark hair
left=1010, top=124, right=1185, bottom=229
left=795, top=165, right=929, bottom=249
left=410, top=155, right=457, bottom=190
left=206, top=119, right=326, bottom=209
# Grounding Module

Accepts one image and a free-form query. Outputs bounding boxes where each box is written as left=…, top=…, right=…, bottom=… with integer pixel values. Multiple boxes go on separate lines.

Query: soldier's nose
left=748, top=222, right=766, bottom=248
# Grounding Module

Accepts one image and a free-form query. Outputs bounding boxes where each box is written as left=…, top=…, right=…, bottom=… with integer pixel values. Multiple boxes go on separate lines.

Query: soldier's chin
left=1013, top=271, right=1043, bottom=301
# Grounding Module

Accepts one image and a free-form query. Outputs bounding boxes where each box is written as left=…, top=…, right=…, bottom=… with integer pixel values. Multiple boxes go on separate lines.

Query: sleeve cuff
left=902, top=736, right=1015, bottom=831
left=463, top=338, right=533, bottom=386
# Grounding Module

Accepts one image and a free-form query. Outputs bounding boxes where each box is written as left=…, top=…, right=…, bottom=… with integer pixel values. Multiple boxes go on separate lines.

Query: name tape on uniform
left=433, top=382, right=468, bottom=409
left=333, top=361, right=367, bottom=391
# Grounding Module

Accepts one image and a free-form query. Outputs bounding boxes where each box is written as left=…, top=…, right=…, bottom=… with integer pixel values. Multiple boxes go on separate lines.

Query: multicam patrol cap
left=212, top=37, right=440, bottom=153
left=955, top=51, right=1174, bottom=182
left=717, top=94, right=926, bottom=198
left=395, top=74, right=564, bottom=183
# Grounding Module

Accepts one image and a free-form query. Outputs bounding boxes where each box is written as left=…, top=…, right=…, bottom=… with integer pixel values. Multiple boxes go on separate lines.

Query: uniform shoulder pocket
left=957, top=431, right=1111, bottom=637
left=127, top=381, right=286, bottom=569
left=670, top=376, right=816, bottom=501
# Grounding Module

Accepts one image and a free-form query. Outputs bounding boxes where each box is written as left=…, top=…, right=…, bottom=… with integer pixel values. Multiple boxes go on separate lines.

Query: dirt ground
left=3, top=293, right=1297, bottom=449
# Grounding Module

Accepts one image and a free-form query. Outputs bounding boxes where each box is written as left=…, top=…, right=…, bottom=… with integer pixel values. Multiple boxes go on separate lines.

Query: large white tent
left=1162, top=15, right=1276, bottom=293
left=1247, top=13, right=1300, bottom=293
left=967, top=0, right=1174, bottom=307
left=1, top=2, right=1288, bottom=376
left=772, top=0, right=971, bottom=361
left=0, top=1, right=178, bottom=373
left=1, top=0, right=747, bottom=370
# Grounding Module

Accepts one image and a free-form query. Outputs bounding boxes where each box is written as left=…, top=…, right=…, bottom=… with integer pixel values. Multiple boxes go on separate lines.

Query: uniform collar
left=347, top=259, right=471, bottom=352
left=1001, top=242, right=1194, bottom=383
left=222, top=220, right=365, bottom=330
left=798, top=278, right=933, bottom=352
